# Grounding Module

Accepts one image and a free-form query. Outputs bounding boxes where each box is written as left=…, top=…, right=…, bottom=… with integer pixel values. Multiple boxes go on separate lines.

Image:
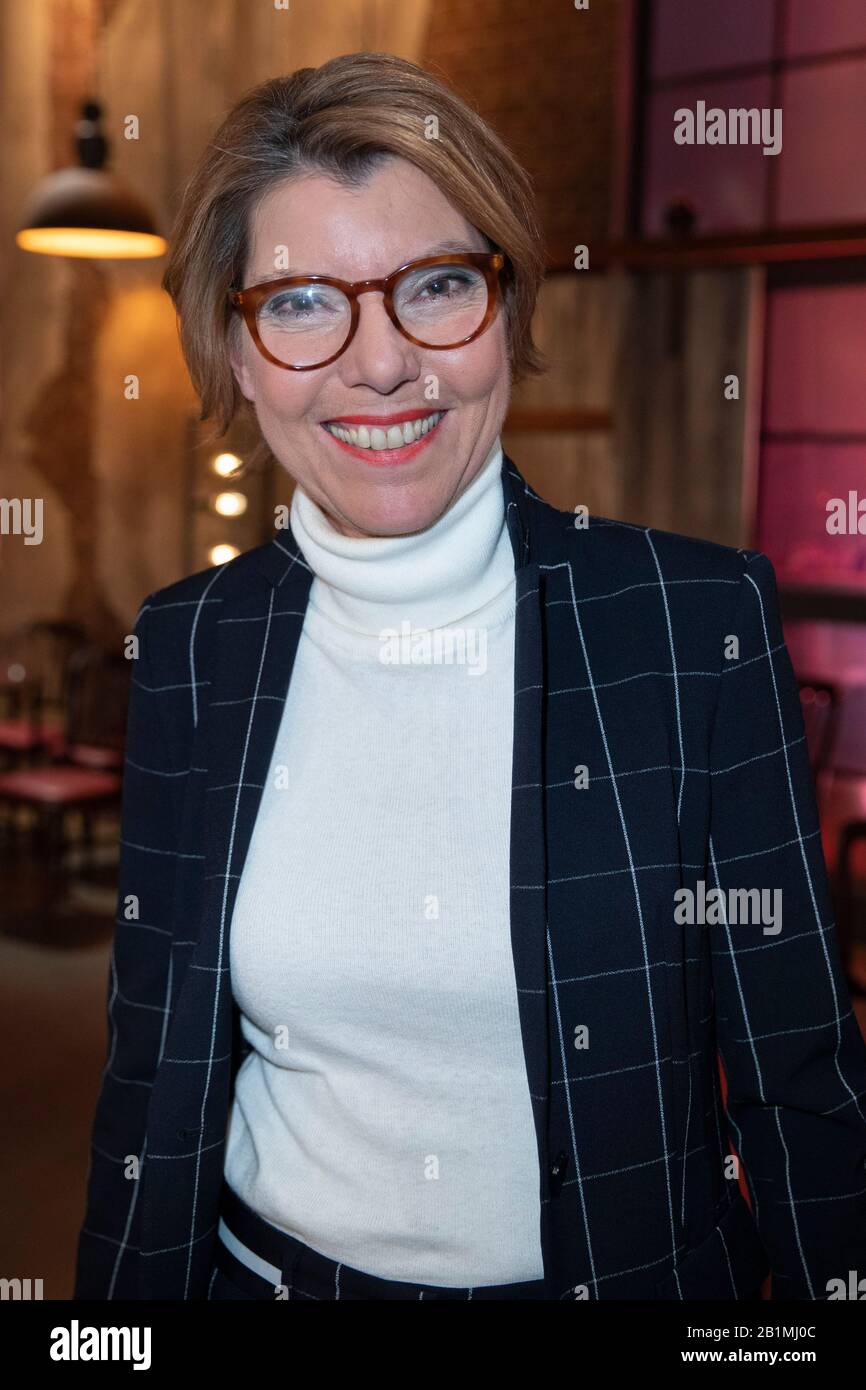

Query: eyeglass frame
left=227, top=250, right=506, bottom=371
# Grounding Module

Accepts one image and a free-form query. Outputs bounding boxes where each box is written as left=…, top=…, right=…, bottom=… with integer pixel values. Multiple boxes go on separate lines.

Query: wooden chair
left=0, top=645, right=129, bottom=877
left=0, top=620, right=87, bottom=766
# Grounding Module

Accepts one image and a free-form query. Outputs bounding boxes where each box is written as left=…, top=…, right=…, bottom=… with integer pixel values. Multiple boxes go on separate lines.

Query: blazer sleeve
left=73, top=595, right=177, bottom=1299
left=706, top=550, right=866, bottom=1301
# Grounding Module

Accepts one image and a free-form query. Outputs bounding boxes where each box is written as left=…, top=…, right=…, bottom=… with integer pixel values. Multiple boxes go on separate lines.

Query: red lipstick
left=320, top=408, right=447, bottom=467
left=324, top=408, right=439, bottom=426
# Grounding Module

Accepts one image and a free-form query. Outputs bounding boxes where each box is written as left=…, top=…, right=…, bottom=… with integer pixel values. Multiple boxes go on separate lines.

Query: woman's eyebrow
left=247, top=240, right=478, bottom=284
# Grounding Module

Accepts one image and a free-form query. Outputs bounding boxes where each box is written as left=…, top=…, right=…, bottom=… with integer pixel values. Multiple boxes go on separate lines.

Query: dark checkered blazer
left=74, top=453, right=866, bottom=1301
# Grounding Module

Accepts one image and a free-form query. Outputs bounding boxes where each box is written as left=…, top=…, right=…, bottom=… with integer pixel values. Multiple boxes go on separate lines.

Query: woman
left=75, top=52, right=866, bottom=1302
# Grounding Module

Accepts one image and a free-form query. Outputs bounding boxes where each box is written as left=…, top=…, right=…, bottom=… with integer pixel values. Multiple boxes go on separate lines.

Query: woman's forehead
left=247, top=162, right=481, bottom=279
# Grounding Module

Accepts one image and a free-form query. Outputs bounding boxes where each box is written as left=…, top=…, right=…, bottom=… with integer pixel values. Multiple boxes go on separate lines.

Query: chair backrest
left=65, top=645, right=131, bottom=752
left=797, top=677, right=839, bottom=777
left=0, top=619, right=88, bottom=715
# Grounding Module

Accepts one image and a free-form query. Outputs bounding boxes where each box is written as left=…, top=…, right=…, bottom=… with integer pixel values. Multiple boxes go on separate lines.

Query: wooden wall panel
left=502, top=428, right=619, bottom=519
left=0, top=0, right=73, bottom=632
left=612, top=267, right=757, bottom=545
left=507, top=270, right=622, bottom=517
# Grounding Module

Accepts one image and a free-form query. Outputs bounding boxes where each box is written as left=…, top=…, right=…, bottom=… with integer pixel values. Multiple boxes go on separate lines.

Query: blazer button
left=549, top=1148, right=569, bottom=1198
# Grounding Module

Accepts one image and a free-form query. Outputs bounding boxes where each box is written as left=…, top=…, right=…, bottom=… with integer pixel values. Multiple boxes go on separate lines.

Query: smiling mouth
left=322, top=410, right=445, bottom=452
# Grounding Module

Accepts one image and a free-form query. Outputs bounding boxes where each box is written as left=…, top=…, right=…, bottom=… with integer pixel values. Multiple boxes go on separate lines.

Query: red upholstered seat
left=0, top=767, right=120, bottom=804
left=42, top=735, right=124, bottom=770
left=0, top=719, right=48, bottom=751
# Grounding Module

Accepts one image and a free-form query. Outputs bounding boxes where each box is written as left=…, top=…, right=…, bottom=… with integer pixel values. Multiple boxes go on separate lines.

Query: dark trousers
left=209, top=1179, right=547, bottom=1301
left=210, top=1180, right=769, bottom=1302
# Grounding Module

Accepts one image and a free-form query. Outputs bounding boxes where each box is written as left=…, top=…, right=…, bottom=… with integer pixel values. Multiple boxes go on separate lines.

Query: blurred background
left=1, top=0, right=865, bottom=1295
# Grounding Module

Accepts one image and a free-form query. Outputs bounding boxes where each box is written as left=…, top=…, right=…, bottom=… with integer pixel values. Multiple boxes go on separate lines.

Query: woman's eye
left=266, top=292, right=317, bottom=316
left=419, top=275, right=464, bottom=298
left=263, top=285, right=345, bottom=318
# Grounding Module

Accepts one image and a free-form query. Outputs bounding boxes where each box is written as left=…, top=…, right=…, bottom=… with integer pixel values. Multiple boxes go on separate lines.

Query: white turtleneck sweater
left=223, top=436, right=544, bottom=1286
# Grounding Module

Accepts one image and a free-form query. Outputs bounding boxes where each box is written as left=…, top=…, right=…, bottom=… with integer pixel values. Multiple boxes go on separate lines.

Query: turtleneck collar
left=289, top=436, right=515, bottom=635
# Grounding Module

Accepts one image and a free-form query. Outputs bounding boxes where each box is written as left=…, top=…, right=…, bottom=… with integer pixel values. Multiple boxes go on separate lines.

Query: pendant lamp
left=16, top=100, right=166, bottom=260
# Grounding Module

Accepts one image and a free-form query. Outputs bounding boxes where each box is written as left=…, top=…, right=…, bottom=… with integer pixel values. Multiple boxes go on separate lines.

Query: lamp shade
left=16, top=167, right=166, bottom=258
left=15, top=100, right=167, bottom=259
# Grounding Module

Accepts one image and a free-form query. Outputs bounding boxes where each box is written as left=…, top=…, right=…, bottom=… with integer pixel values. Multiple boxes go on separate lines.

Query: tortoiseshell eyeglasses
left=227, top=250, right=506, bottom=371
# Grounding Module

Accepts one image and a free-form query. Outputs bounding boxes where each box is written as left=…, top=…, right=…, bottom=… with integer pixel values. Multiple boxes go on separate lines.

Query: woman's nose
left=348, top=288, right=414, bottom=363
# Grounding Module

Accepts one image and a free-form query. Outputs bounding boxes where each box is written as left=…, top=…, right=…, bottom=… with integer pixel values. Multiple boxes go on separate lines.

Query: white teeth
left=324, top=411, right=443, bottom=449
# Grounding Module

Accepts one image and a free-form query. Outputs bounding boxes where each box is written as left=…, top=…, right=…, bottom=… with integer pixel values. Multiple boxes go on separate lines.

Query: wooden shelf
left=545, top=225, right=866, bottom=274
left=779, top=582, right=866, bottom=624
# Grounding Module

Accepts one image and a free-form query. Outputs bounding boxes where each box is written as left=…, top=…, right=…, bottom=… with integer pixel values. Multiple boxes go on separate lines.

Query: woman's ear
left=228, top=332, right=256, bottom=403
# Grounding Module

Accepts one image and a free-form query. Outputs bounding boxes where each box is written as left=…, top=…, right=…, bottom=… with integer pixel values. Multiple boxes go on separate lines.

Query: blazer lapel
left=502, top=457, right=552, bottom=1176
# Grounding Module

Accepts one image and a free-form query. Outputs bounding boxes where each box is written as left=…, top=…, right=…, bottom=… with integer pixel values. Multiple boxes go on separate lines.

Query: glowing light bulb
left=213, top=452, right=243, bottom=477
left=209, top=543, right=240, bottom=565
left=213, top=490, right=247, bottom=517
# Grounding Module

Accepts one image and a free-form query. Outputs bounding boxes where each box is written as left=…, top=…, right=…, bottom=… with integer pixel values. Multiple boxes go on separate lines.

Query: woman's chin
left=327, top=503, right=442, bottom=540
left=310, top=477, right=451, bottom=539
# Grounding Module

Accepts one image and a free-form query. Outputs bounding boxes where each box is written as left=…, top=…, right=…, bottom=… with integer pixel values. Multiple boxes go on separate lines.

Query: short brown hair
left=162, top=51, right=548, bottom=437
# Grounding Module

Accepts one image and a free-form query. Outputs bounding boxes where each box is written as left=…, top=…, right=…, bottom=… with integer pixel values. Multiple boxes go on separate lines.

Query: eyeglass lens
left=254, top=260, right=490, bottom=367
